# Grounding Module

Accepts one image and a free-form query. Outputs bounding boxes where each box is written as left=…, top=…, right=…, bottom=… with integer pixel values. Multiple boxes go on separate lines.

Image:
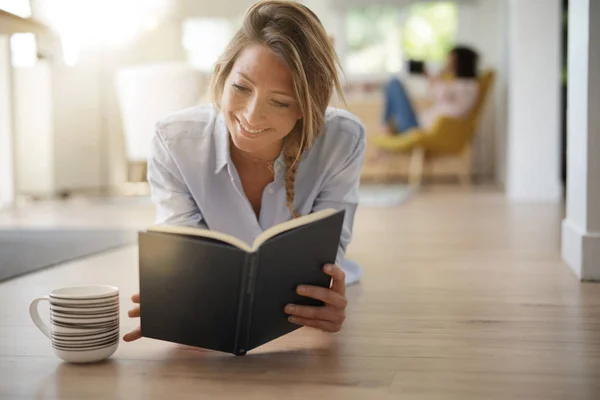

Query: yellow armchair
left=370, top=70, right=495, bottom=185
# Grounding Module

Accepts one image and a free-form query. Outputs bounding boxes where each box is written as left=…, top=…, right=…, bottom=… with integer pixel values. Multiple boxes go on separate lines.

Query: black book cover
left=137, top=209, right=345, bottom=355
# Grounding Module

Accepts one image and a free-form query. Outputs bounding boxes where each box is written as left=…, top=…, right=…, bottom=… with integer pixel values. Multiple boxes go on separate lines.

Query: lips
left=236, top=117, right=268, bottom=134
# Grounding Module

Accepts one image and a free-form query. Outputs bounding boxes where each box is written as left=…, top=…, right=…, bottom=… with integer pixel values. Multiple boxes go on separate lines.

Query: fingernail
left=285, top=304, right=295, bottom=313
left=288, top=316, right=297, bottom=323
left=297, top=285, right=307, bottom=294
left=325, top=264, right=333, bottom=272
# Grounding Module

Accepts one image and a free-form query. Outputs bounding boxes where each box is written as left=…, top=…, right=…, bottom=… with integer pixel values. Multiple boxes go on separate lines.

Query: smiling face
left=221, top=43, right=302, bottom=160
left=210, top=1, right=346, bottom=218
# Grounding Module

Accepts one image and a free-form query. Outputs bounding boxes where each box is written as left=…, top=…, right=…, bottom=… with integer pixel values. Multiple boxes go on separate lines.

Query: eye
left=232, top=83, right=250, bottom=93
left=272, top=100, right=290, bottom=109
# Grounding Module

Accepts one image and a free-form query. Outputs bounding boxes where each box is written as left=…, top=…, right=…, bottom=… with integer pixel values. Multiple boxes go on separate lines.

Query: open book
left=137, top=208, right=345, bottom=356
left=147, top=208, right=341, bottom=252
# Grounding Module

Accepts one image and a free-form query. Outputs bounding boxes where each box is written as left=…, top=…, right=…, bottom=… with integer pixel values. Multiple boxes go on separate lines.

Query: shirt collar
left=213, top=112, right=286, bottom=175
left=214, top=112, right=229, bottom=174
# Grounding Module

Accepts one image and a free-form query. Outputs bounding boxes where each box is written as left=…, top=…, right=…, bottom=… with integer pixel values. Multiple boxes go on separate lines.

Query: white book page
left=146, top=208, right=337, bottom=253
left=147, top=225, right=252, bottom=252
left=251, top=208, right=337, bottom=251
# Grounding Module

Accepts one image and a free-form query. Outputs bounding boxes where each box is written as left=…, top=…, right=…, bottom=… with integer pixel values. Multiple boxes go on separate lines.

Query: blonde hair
left=210, top=0, right=345, bottom=218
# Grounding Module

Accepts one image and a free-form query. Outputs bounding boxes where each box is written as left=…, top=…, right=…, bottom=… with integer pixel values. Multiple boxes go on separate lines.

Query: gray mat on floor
left=0, top=229, right=138, bottom=282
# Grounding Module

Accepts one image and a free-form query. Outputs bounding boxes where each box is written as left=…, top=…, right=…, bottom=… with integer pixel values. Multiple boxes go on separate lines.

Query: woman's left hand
left=285, top=263, right=347, bottom=332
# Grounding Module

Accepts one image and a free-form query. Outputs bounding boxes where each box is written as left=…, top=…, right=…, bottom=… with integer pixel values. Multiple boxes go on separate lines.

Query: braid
left=284, top=135, right=301, bottom=219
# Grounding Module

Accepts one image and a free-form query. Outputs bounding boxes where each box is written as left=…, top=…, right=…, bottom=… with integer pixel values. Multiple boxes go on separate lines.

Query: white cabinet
left=13, top=60, right=103, bottom=197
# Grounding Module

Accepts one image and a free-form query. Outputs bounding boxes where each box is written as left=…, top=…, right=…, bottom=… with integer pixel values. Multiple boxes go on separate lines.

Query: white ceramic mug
left=29, top=285, right=120, bottom=363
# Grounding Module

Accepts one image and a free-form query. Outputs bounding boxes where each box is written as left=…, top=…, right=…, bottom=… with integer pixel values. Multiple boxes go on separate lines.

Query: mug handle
left=29, top=296, right=51, bottom=339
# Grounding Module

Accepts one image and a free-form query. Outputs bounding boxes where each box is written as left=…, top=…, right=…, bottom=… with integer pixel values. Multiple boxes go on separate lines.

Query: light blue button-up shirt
left=147, top=104, right=365, bottom=284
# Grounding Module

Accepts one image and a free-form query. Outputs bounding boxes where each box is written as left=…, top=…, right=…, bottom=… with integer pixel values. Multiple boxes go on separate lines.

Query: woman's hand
left=285, top=263, right=347, bottom=332
left=123, top=293, right=142, bottom=342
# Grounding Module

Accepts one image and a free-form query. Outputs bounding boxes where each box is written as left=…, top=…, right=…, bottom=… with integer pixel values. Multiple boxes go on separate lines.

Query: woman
left=383, top=45, right=480, bottom=134
left=123, top=1, right=366, bottom=342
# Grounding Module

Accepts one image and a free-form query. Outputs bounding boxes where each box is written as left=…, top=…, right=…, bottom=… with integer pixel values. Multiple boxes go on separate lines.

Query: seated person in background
left=382, top=45, right=480, bottom=135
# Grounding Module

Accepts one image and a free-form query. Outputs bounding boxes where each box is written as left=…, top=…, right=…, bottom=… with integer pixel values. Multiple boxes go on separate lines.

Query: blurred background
left=0, top=0, right=569, bottom=206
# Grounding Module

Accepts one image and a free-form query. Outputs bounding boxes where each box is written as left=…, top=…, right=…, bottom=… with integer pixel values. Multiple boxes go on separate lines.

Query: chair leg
left=409, top=147, right=425, bottom=187
left=458, top=173, right=471, bottom=187
left=127, top=161, right=147, bottom=182
left=458, top=145, right=472, bottom=187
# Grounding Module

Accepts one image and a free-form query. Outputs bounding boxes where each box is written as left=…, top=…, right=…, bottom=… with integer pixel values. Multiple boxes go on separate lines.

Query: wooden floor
left=1, top=187, right=599, bottom=399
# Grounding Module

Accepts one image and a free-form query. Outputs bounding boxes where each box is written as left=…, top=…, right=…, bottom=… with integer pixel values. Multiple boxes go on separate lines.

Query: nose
left=243, top=96, right=266, bottom=127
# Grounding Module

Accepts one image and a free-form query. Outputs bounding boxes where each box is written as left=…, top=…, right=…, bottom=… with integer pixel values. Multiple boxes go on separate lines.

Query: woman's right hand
left=123, top=293, right=142, bottom=342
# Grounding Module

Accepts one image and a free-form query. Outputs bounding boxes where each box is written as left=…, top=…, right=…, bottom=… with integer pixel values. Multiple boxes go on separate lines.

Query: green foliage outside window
left=402, top=2, right=457, bottom=62
left=346, top=2, right=457, bottom=74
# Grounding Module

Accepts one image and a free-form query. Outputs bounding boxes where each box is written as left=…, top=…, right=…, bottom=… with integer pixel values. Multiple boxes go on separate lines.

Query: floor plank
left=1, top=188, right=598, bottom=399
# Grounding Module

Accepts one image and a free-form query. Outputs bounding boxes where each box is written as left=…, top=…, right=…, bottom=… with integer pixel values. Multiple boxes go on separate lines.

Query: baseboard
left=507, top=184, right=564, bottom=203
left=562, top=219, right=600, bottom=281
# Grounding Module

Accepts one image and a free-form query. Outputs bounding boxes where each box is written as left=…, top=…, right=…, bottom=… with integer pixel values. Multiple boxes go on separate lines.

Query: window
left=402, top=2, right=458, bottom=63
left=345, top=2, right=457, bottom=76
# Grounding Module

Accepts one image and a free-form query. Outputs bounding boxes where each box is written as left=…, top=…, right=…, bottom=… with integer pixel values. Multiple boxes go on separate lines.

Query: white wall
left=0, top=35, right=15, bottom=207
left=180, top=0, right=255, bottom=19
left=495, top=1, right=510, bottom=187
left=455, top=0, right=508, bottom=181
left=562, top=0, right=600, bottom=280
left=302, top=0, right=346, bottom=58
left=506, top=0, right=562, bottom=202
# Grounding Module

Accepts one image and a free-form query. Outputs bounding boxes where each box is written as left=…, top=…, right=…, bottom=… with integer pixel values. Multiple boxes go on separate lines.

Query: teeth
left=238, top=119, right=266, bottom=134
